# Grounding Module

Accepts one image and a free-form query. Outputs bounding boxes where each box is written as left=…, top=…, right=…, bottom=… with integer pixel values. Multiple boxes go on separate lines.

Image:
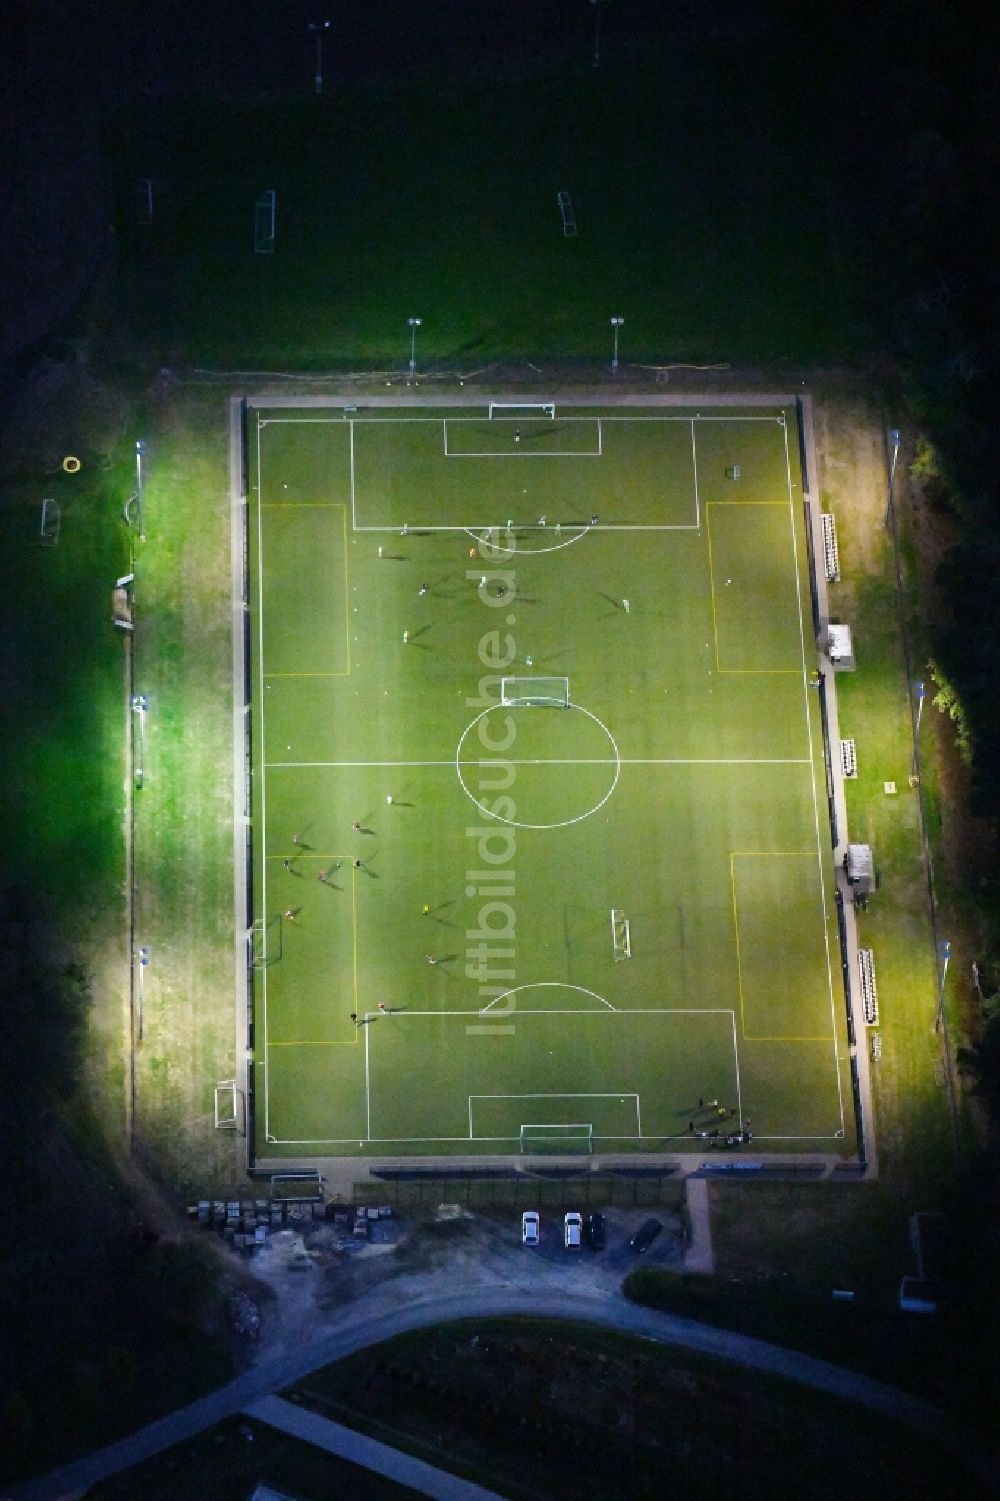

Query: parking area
left=247, top=1199, right=685, bottom=1358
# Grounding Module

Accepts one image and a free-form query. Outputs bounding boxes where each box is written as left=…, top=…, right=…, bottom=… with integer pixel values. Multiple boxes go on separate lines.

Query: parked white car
left=521, top=1210, right=540, bottom=1246
left=564, top=1211, right=583, bottom=1248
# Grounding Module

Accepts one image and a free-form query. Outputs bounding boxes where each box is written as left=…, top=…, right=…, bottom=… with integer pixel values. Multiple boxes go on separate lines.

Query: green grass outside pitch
left=247, top=403, right=854, bottom=1158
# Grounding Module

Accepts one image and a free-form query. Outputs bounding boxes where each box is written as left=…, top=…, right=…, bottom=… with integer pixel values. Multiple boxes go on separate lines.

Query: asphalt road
left=7, top=1285, right=993, bottom=1500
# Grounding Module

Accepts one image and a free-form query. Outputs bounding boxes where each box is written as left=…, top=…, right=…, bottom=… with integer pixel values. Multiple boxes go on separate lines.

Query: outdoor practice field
left=244, top=399, right=855, bottom=1159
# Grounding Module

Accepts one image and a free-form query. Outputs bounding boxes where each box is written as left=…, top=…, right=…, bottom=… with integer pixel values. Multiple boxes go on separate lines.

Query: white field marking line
left=691, top=418, right=701, bottom=530
left=597, top=416, right=603, bottom=456
left=364, top=1006, right=371, bottom=1142
left=465, top=525, right=591, bottom=559
left=264, top=756, right=813, bottom=769
left=783, top=416, right=847, bottom=1138
left=479, top=982, right=615, bottom=1013
left=364, top=1007, right=737, bottom=1019
left=349, top=418, right=356, bottom=532
left=442, top=415, right=602, bottom=459
left=262, top=415, right=786, bottom=426
left=351, top=523, right=700, bottom=532
left=455, top=702, right=621, bottom=831
left=731, top=1011, right=744, bottom=1127
left=255, top=415, right=271, bottom=1144
left=443, top=444, right=601, bottom=462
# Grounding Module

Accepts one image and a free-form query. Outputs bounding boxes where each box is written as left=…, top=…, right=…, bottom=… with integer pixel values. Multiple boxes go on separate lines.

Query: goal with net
left=488, top=402, right=555, bottom=420
left=520, top=1123, right=593, bottom=1155
left=611, top=908, right=632, bottom=961
left=40, top=498, right=61, bottom=547
left=500, top=676, right=569, bottom=708
left=214, top=1079, right=243, bottom=1132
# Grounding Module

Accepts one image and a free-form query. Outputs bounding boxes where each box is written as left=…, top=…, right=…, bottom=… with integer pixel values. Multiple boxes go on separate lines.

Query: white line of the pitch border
left=779, top=418, right=847, bottom=1138
left=264, top=758, right=812, bottom=769
left=255, top=418, right=272, bottom=1144
left=364, top=1005, right=371, bottom=1141
left=349, top=418, right=356, bottom=532
left=265, top=1131, right=845, bottom=1145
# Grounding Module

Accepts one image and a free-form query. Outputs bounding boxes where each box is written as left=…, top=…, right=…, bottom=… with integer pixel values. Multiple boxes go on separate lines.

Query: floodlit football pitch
left=243, top=399, right=855, bottom=1160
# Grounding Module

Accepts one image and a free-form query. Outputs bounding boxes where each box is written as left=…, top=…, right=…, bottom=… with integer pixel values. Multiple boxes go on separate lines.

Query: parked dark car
left=583, top=1212, right=606, bottom=1250
left=629, top=1217, right=663, bottom=1253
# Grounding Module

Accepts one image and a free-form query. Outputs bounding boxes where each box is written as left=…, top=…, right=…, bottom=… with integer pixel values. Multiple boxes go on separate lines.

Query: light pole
left=912, top=679, right=926, bottom=777
left=883, top=427, right=901, bottom=528
left=407, top=317, right=422, bottom=379
left=590, top=0, right=610, bottom=68
left=935, top=938, right=951, bottom=1033
left=308, top=19, right=331, bottom=96
left=610, top=316, right=624, bottom=375
left=135, top=439, right=146, bottom=541
left=131, top=693, right=148, bottom=789
left=136, top=945, right=150, bottom=1041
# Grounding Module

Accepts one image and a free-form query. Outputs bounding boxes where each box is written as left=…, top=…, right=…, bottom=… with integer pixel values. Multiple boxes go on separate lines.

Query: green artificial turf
left=247, top=401, right=855, bottom=1158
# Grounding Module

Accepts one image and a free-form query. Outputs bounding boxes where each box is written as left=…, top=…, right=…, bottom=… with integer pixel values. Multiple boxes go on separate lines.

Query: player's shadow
left=408, top=624, right=434, bottom=642
left=597, top=591, right=624, bottom=612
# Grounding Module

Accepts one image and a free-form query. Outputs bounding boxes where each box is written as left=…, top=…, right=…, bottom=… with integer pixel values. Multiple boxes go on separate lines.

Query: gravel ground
left=247, top=1204, right=682, bottom=1361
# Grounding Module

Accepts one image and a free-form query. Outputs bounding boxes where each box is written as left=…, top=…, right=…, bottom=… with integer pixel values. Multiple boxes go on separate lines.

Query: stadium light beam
left=883, top=427, right=901, bottom=528
left=610, top=316, right=624, bottom=375
left=308, top=19, right=332, bottom=96
left=407, top=316, right=422, bottom=378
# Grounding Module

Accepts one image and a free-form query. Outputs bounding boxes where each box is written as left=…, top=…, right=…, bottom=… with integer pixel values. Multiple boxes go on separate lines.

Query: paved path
left=683, top=1178, right=714, bottom=1272
left=246, top=1394, right=504, bottom=1500
left=7, top=1287, right=991, bottom=1500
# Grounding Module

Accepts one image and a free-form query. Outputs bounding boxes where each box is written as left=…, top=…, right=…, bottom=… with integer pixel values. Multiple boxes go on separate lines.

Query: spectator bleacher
left=821, top=512, right=840, bottom=581
left=858, top=947, right=879, bottom=1026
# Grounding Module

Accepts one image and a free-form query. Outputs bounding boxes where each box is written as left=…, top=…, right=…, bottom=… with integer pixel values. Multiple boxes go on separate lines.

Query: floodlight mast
left=590, top=0, right=611, bottom=68
left=883, top=427, right=901, bottom=528
left=407, top=316, right=422, bottom=378
left=911, top=679, right=927, bottom=776
left=610, top=315, right=624, bottom=374
left=134, top=439, right=146, bottom=541
left=308, top=19, right=331, bottom=96
left=935, top=938, right=951, bottom=1033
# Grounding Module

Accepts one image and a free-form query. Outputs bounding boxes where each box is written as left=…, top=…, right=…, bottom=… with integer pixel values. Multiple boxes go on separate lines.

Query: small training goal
left=500, top=676, right=570, bottom=709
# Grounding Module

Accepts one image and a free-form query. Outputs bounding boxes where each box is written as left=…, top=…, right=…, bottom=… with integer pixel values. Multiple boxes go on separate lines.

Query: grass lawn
left=112, top=42, right=866, bottom=369
left=284, top=1317, right=979, bottom=1501
left=247, top=399, right=856, bottom=1159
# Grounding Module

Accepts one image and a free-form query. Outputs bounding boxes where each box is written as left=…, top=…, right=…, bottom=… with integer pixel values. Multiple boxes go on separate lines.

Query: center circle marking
left=455, top=703, right=621, bottom=830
